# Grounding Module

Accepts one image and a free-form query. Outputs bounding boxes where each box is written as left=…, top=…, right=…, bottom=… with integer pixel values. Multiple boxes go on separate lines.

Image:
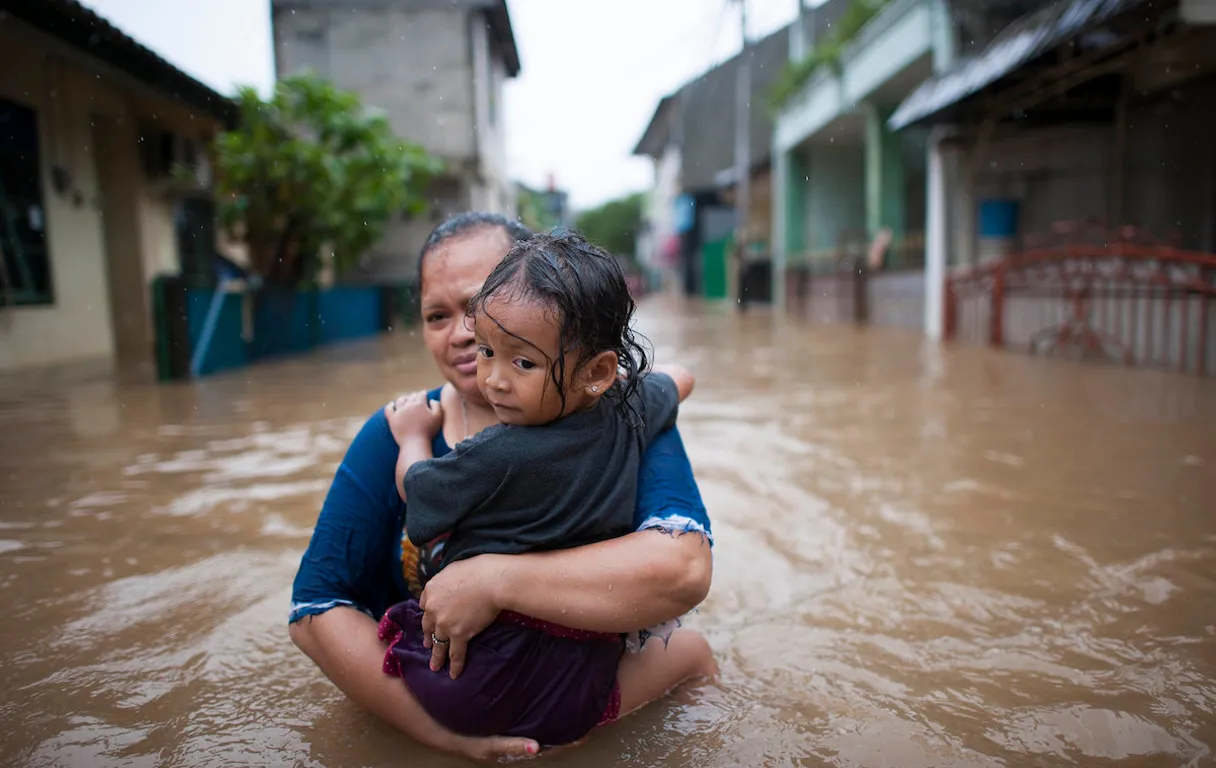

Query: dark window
left=0, top=97, right=53, bottom=306
left=175, top=196, right=218, bottom=283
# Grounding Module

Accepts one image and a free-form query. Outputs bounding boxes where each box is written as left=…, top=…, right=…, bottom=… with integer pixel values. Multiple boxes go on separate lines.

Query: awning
left=888, top=0, right=1151, bottom=130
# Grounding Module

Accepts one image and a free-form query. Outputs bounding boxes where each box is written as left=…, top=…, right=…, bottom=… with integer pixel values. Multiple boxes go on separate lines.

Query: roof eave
left=0, top=0, right=237, bottom=125
left=485, top=0, right=521, bottom=78
left=889, top=0, right=1154, bottom=130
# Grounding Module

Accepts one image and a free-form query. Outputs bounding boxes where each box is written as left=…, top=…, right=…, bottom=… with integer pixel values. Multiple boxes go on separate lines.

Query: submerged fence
left=945, top=222, right=1216, bottom=376
left=151, top=278, right=419, bottom=381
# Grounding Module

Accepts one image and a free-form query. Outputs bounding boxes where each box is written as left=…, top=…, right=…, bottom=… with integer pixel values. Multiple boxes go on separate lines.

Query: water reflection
left=1, top=298, right=1214, bottom=766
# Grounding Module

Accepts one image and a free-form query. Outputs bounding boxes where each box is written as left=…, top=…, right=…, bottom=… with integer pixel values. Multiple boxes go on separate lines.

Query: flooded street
left=2, top=297, right=1215, bottom=767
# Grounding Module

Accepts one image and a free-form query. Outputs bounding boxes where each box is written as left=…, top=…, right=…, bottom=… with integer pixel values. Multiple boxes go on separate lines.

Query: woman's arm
left=420, top=426, right=712, bottom=677
left=652, top=364, right=696, bottom=401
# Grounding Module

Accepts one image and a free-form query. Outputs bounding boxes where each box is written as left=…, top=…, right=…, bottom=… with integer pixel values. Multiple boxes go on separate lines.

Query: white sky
left=78, top=0, right=803, bottom=211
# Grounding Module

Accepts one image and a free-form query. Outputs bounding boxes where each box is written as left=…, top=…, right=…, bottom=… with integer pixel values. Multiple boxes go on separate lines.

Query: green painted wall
left=865, top=103, right=907, bottom=238
left=805, top=144, right=866, bottom=255
left=785, top=149, right=808, bottom=258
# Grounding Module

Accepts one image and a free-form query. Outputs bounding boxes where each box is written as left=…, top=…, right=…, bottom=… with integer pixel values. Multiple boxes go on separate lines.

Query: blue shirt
left=289, top=387, right=712, bottom=626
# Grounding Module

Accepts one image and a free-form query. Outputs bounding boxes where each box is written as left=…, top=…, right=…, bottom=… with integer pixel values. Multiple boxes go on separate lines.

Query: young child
left=377, top=229, right=707, bottom=748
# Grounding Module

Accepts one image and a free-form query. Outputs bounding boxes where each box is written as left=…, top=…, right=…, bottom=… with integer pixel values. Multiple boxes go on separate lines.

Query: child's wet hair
left=468, top=227, right=651, bottom=426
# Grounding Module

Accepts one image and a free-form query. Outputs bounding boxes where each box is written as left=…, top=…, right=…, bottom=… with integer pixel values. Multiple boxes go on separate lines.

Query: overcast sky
left=79, top=0, right=805, bottom=211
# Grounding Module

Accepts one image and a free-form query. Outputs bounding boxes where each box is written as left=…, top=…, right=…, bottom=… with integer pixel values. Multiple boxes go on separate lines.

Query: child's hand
left=385, top=391, right=444, bottom=443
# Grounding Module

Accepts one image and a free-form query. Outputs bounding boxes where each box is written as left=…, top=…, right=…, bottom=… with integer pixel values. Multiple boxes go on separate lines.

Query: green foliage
left=516, top=184, right=565, bottom=233
left=767, top=0, right=892, bottom=115
left=211, top=73, right=443, bottom=283
left=575, top=193, right=645, bottom=261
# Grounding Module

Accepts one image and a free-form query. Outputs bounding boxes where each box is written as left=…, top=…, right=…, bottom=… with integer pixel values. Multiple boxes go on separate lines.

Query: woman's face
left=419, top=227, right=513, bottom=403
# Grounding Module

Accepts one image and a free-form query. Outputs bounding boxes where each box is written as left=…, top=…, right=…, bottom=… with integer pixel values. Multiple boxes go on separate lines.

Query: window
left=174, top=196, right=218, bottom=283
left=0, top=97, right=53, bottom=306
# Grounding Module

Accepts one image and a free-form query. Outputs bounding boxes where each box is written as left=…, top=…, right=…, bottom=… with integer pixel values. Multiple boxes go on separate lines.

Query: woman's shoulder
left=348, top=384, right=450, bottom=469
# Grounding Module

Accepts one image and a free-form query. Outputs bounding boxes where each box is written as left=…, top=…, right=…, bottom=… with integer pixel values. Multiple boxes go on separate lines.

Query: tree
left=211, top=73, right=443, bottom=284
left=575, top=192, right=645, bottom=261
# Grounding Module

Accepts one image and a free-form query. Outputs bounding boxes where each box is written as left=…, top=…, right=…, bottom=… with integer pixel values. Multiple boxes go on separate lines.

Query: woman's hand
left=386, top=391, right=444, bottom=444
left=418, top=554, right=507, bottom=679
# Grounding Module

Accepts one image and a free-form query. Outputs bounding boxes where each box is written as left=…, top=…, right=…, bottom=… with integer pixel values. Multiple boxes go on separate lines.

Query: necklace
left=460, top=395, right=470, bottom=441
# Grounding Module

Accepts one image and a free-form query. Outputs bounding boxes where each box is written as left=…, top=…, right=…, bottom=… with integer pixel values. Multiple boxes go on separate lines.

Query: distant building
left=0, top=0, right=235, bottom=373
left=894, top=0, right=1216, bottom=366
left=516, top=177, right=570, bottom=233
left=632, top=7, right=845, bottom=301
left=271, top=0, right=521, bottom=283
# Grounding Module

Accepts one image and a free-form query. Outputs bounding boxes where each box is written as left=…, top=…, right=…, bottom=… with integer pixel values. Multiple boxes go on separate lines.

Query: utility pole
left=732, top=0, right=750, bottom=306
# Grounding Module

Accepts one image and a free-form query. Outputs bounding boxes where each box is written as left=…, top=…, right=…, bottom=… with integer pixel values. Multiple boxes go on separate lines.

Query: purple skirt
left=378, top=599, right=624, bottom=747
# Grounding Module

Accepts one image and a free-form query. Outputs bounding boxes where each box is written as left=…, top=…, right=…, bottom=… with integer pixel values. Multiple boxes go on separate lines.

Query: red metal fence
left=945, top=221, right=1216, bottom=376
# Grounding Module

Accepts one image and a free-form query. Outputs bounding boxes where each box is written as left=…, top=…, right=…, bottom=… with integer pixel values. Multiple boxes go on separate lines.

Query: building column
left=772, top=146, right=808, bottom=312
left=772, top=148, right=789, bottom=312
left=864, top=103, right=906, bottom=245
left=924, top=126, right=950, bottom=340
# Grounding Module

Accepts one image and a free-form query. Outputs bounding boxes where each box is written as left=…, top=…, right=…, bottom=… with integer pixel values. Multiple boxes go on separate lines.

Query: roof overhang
left=0, top=0, right=237, bottom=125
left=483, top=0, right=521, bottom=78
left=632, top=94, right=678, bottom=158
left=889, top=0, right=1155, bottom=130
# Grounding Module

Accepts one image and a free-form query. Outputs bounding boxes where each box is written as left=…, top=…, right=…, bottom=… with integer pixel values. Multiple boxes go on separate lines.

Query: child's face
left=473, top=296, right=584, bottom=426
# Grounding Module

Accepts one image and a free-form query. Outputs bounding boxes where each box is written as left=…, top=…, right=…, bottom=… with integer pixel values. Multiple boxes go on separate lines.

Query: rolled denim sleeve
left=633, top=426, right=712, bottom=546
left=289, top=410, right=403, bottom=624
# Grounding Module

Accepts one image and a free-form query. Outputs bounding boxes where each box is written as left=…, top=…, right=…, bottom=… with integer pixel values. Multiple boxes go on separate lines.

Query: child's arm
left=386, top=391, right=444, bottom=504
left=651, top=364, right=695, bottom=402
left=395, top=435, right=433, bottom=504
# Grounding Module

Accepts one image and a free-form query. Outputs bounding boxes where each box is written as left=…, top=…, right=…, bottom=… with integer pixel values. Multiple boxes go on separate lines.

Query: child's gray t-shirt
left=403, top=372, right=681, bottom=569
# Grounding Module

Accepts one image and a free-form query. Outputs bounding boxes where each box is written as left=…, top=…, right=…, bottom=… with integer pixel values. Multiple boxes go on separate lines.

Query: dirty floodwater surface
left=1, top=298, right=1214, bottom=768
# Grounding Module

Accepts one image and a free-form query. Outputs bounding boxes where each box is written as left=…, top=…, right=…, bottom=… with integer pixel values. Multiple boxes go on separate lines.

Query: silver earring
left=590, top=385, right=599, bottom=393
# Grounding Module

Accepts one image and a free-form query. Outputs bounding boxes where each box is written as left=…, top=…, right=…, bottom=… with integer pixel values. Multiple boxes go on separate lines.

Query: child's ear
left=580, top=351, right=619, bottom=396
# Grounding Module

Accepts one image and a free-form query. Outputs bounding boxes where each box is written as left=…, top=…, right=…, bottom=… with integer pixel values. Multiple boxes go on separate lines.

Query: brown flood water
left=2, top=297, right=1215, bottom=767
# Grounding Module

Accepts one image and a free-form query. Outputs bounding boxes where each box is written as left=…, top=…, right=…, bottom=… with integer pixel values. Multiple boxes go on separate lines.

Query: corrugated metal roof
left=0, top=0, right=236, bottom=123
left=629, top=25, right=790, bottom=193
left=888, top=0, right=1154, bottom=129
left=632, top=94, right=678, bottom=159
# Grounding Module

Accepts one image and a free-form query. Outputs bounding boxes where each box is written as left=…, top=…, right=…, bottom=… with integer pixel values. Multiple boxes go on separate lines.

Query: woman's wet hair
left=468, top=227, right=651, bottom=427
left=416, top=212, right=533, bottom=291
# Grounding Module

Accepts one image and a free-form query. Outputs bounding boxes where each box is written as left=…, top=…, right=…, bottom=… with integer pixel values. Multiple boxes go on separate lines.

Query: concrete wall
left=274, top=4, right=477, bottom=163
left=964, top=77, right=1216, bottom=255
left=972, top=124, right=1110, bottom=240
left=1122, top=77, right=1216, bottom=251
left=869, top=270, right=925, bottom=331
left=273, top=3, right=516, bottom=283
left=0, top=23, right=223, bottom=372
left=470, top=17, right=512, bottom=216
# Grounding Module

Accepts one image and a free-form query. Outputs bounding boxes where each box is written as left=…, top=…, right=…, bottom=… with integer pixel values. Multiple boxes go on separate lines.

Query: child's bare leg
left=615, top=628, right=717, bottom=718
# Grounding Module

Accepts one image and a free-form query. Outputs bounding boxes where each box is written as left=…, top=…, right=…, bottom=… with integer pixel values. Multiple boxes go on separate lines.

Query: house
left=890, top=0, right=1216, bottom=374
left=271, top=0, right=521, bottom=283
left=768, top=0, right=966, bottom=331
left=633, top=19, right=802, bottom=301
left=0, top=0, right=235, bottom=373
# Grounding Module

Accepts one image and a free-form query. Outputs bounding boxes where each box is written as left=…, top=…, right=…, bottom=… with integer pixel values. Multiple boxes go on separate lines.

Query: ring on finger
left=431, top=633, right=450, bottom=646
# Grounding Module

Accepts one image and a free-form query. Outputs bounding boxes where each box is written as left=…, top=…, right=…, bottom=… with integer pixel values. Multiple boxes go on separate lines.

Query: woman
left=288, top=213, right=715, bottom=762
